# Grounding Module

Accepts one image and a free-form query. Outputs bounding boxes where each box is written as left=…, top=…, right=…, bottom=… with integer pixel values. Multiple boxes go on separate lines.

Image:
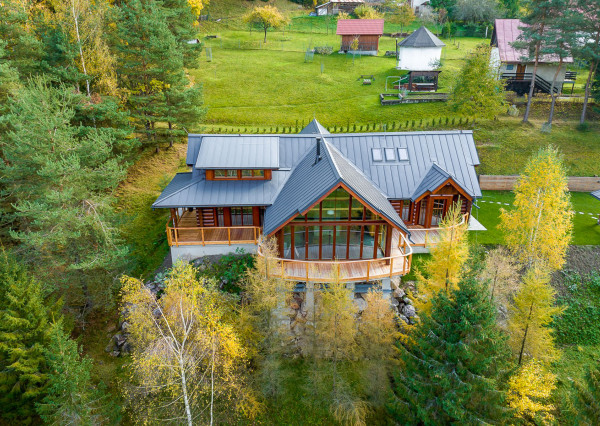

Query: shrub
left=314, top=46, right=333, bottom=55
left=197, top=248, right=255, bottom=293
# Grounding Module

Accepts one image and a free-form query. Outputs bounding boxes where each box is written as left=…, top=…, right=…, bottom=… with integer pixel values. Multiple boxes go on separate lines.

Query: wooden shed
left=336, top=19, right=384, bottom=56
left=315, top=0, right=364, bottom=16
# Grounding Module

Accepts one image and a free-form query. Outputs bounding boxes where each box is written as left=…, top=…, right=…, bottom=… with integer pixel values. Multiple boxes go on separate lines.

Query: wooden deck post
left=389, top=257, right=394, bottom=276
left=306, top=263, right=309, bottom=281
left=366, top=261, right=370, bottom=281
left=227, top=228, right=231, bottom=245
left=201, top=228, right=205, bottom=246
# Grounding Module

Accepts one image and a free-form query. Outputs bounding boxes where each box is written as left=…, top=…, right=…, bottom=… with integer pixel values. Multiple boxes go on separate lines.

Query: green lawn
left=471, top=191, right=600, bottom=246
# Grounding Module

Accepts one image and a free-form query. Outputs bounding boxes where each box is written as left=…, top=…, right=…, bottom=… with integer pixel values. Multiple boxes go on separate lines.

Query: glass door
left=430, top=198, right=448, bottom=227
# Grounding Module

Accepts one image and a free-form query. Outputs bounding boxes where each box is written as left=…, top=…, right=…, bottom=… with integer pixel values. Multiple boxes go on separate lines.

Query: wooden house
left=315, top=0, right=364, bottom=16
left=153, top=120, right=483, bottom=287
left=490, top=19, right=574, bottom=95
left=336, top=19, right=384, bottom=56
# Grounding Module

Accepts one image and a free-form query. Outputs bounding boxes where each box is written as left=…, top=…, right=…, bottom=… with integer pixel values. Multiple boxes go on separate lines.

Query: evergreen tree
left=36, top=323, right=118, bottom=425
left=501, top=0, right=521, bottom=18
left=514, top=0, right=557, bottom=123
left=113, top=0, right=204, bottom=150
left=389, top=276, right=512, bottom=424
left=574, top=0, right=600, bottom=125
left=0, top=40, right=19, bottom=120
left=0, top=77, right=129, bottom=311
left=572, top=362, right=600, bottom=424
left=163, top=0, right=203, bottom=68
left=0, top=249, right=58, bottom=422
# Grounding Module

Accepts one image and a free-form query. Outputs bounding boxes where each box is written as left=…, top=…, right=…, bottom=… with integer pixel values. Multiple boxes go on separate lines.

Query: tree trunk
left=547, top=59, right=564, bottom=127
left=168, top=121, right=174, bottom=148
left=518, top=301, right=535, bottom=365
left=581, top=57, right=599, bottom=125
left=179, top=357, right=193, bottom=426
left=71, top=0, right=91, bottom=98
left=523, top=22, right=545, bottom=123
left=264, top=26, right=268, bottom=44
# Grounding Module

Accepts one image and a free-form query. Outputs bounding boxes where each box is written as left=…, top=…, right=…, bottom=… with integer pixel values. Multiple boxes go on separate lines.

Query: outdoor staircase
left=500, top=72, right=560, bottom=96
left=200, top=208, right=216, bottom=227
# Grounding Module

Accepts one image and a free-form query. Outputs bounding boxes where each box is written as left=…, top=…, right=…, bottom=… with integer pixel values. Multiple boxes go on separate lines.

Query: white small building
left=396, top=26, right=445, bottom=71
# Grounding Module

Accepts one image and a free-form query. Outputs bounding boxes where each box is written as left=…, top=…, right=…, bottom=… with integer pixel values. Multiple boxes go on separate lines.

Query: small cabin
left=316, top=0, right=364, bottom=16
left=397, top=26, right=445, bottom=71
left=490, top=19, right=574, bottom=95
left=336, top=19, right=384, bottom=56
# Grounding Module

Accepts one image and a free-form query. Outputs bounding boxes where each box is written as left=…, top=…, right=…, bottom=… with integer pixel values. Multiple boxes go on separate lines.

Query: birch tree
left=121, top=263, right=251, bottom=425
left=507, top=268, right=563, bottom=365
left=500, top=146, right=573, bottom=272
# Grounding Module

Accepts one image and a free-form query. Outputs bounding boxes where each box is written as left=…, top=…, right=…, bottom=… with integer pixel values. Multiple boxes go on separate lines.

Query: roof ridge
left=322, top=140, right=342, bottom=180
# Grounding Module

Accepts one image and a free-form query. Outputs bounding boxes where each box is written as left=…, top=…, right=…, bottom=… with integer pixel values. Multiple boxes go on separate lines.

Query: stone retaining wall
left=479, top=175, right=600, bottom=192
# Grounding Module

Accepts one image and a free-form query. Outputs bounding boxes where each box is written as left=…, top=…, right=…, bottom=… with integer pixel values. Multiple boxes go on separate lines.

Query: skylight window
left=372, top=148, right=383, bottom=162
left=384, top=148, right=396, bottom=161
left=398, top=148, right=409, bottom=161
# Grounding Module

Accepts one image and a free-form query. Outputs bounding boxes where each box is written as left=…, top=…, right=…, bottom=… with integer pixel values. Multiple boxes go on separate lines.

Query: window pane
left=378, top=226, right=387, bottom=258
left=334, top=189, right=350, bottom=221
left=283, top=226, right=292, bottom=258
left=351, top=199, right=364, bottom=221
left=335, top=226, right=348, bottom=260
left=307, top=226, right=320, bottom=260
left=292, top=214, right=306, bottom=222
left=227, top=170, right=237, bottom=178
left=294, top=227, right=305, bottom=260
left=384, top=148, right=395, bottom=161
left=321, top=226, right=334, bottom=260
left=242, top=207, right=253, bottom=226
left=372, top=148, right=383, bottom=162
left=398, top=148, right=409, bottom=161
left=364, top=208, right=375, bottom=221
left=241, top=169, right=252, bottom=178
left=348, top=226, right=362, bottom=259
left=253, top=169, right=264, bottom=177
left=215, top=170, right=226, bottom=177
left=307, top=204, right=320, bottom=221
left=402, top=201, right=411, bottom=221
left=217, top=208, right=224, bottom=227
left=231, top=207, right=242, bottom=226
left=363, top=225, right=376, bottom=259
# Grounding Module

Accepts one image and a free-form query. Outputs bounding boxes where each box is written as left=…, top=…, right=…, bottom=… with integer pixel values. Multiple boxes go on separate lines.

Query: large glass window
left=349, top=226, right=362, bottom=259
left=283, top=226, right=292, bottom=258
left=294, top=228, right=305, bottom=260
left=321, top=226, right=334, bottom=259
left=402, top=201, right=411, bottom=221
left=363, top=226, right=376, bottom=259
left=217, top=208, right=225, bottom=227
left=307, top=226, right=320, bottom=260
left=335, top=227, right=348, bottom=260
left=230, top=207, right=253, bottom=226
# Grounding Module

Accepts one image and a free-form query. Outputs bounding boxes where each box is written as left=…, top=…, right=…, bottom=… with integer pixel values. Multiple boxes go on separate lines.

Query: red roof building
left=336, top=19, right=384, bottom=55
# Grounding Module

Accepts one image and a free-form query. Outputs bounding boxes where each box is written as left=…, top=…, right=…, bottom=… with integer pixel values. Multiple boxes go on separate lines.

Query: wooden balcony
left=407, top=213, right=468, bottom=248
left=258, top=229, right=413, bottom=283
left=166, top=211, right=261, bottom=246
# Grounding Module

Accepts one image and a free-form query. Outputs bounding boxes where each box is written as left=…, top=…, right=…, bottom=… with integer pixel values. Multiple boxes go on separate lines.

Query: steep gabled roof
left=411, top=163, right=474, bottom=201
left=592, top=189, right=600, bottom=202
left=263, top=139, right=406, bottom=236
left=398, top=26, right=445, bottom=48
left=492, top=19, right=573, bottom=63
left=299, top=119, right=330, bottom=135
left=336, top=19, right=384, bottom=36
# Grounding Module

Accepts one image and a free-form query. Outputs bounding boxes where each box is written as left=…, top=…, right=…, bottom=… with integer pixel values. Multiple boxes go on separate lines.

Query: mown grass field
left=472, top=191, right=600, bottom=245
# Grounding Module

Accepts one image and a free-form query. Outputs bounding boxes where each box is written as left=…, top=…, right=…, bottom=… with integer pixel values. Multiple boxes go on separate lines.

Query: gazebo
left=397, top=26, right=445, bottom=71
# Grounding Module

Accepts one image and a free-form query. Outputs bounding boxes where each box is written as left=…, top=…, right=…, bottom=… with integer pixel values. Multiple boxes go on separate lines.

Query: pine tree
left=500, top=146, right=573, bottom=271
left=574, top=0, right=600, bottom=125
left=0, top=40, right=19, bottom=122
left=36, top=323, right=117, bottom=425
left=0, top=77, right=129, bottom=310
left=0, top=249, right=58, bottom=422
left=572, top=362, right=600, bottom=424
left=515, top=0, right=557, bottom=122
left=113, top=0, right=204, bottom=150
left=163, top=0, right=203, bottom=68
left=389, top=276, right=512, bottom=424
left=507, top=268, right=563, bottom=365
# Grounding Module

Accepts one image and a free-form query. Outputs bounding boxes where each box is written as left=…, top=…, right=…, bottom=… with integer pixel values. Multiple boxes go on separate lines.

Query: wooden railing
left=409, top=213, right=468, bottom=248
left=257, top=233, right=413, bottom=283
left=166, top=220, right=261, bottom=247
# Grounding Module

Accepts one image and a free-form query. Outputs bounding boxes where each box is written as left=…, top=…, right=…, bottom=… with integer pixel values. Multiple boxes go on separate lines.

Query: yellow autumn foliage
left=500, top=146, right=573, bottom=272
left=508, top=359, right=557, bottom=424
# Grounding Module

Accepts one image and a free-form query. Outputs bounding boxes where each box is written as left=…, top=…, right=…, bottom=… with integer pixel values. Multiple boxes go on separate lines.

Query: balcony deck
left=259, top=229, right=412, bottom=283
left=407, top=225, right=441, bottom=247
left=167, top=211, right=261, bottom=246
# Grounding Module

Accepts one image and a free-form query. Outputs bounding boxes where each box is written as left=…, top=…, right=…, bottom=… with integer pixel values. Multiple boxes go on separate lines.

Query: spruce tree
left=36, top=323, right=117, bottom=425
left=572, top=362, right=600, bottom=424
left=574, top=0, right=600, bottom=125
left=0, top=249, right=58, bottom=422
left=113, top=0, right=204, bottom=150
left=0, top=77, right=129, bottom=310
left=389, top=276, right=512, bottom=424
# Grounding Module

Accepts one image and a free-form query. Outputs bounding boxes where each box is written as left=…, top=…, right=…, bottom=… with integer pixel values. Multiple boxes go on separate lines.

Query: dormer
left=195, top=136, right=279, bottom=181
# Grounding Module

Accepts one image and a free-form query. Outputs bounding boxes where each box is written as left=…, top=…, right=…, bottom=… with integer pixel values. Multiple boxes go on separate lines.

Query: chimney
left=314, top=137, right=322, bottom=165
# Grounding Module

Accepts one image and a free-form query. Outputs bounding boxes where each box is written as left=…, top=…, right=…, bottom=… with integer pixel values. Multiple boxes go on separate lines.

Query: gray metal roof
left=592, top=190, right=600, bottom=201
left=154, top=128, right=482, bottom=227
left=410, top=163, right=472, bottom=201
left=195, top=136, right=280, bottom=169
left=398, top=26, right=445, bottom=48
left=263, top=140, right=407, bottom=235
left=299, top=119, right=330, bottom=135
